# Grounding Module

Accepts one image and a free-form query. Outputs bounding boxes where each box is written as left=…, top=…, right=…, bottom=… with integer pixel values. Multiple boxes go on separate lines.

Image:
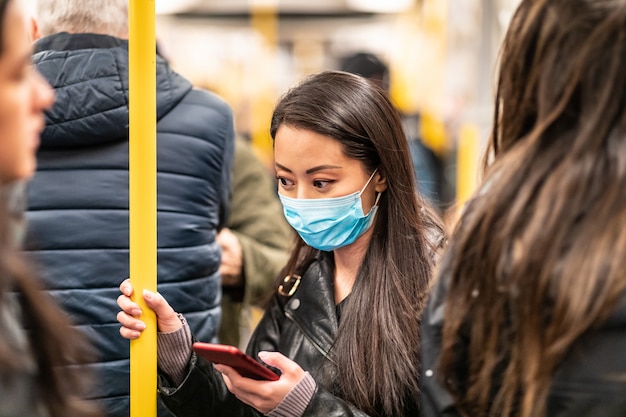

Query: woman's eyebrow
left=275, top=163, right=342, bottom=174
left=305, top=165, right=342, bottom=174
left=275, top=162, right=292, bottom=173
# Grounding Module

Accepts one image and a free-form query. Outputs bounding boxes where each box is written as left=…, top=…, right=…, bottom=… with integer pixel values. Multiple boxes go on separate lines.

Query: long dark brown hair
left=439, top=1, right=626, bottom=416
left=0, top=196, right=103, bottom=417
left=0, top=1, right=100, bottom=415
left=271, top=71, right=444, bottom=416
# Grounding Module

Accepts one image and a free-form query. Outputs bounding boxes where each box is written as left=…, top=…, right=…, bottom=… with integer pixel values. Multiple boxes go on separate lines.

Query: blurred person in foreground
left=25, top=0, right=235, bottom=416
left=218, top=136, right=294, bottom=348
left=420, top=0, right=626, bottom=416
left=0, top=0, right=101, bottom=416
left=118, top=71, right=445, bottom=417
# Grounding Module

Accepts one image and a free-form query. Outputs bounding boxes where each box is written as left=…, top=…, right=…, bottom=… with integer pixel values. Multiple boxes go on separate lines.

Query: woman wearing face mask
left=0, top=0, right=101, bottom=416
left=117, top=70, right=445, bottom=417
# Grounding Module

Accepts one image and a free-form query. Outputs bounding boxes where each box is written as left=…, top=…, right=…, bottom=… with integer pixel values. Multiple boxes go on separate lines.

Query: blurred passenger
left=218, top=136, right=294, bottom=348
left=0, top=0, right=101, bottom=416
left=340, top=51, right=446, bottom=210
left=117, top=71, right=445, bottom=417
left=339, top=51, right=390, bottom=92
left=420, top=1, right=626, bottom=416
left=25, top=0, right=235, bottom=416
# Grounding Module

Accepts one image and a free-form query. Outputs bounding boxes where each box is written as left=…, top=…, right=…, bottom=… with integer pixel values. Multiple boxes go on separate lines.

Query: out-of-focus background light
left=151, top=0, right=521, bottom=217
left=156, top=0, right=197, bottom=15
left=347, top=0, right=414, bottom=13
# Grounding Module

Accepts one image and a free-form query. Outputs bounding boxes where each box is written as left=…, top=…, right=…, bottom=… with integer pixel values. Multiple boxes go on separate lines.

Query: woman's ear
left=374, top=170, right=388, bottom=193
left=30, top=17, right=41, bottom=42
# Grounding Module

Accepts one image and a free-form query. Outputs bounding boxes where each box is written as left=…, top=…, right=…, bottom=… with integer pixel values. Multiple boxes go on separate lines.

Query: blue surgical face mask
left=279, top=169, right=381, bottom=251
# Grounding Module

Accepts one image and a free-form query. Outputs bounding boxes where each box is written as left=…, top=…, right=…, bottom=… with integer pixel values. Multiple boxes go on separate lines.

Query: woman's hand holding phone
left=192, top=342, right=279, bottom=381
left=214, top=350, right=307, bottom=415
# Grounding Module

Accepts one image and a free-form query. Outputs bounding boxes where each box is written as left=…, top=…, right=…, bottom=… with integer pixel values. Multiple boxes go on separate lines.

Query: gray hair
left=35, top=0, right=128, bottom=38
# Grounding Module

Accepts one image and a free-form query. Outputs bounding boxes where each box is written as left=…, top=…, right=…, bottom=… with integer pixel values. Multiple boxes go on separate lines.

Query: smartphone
left=192, top=342, right=280, bottom=381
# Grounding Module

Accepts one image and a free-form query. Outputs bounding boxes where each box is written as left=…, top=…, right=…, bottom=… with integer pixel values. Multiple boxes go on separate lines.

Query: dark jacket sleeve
left=545, top=293, right=626, bottom=417
left=419, top=273, right=461, bottom=417
left=156, top=292, right=287, bottom=416
left=301, top=389, right=386, bottom=417
left=158, top=353, right=262, bottom=417
left=156, top=291, right=287, bottom=417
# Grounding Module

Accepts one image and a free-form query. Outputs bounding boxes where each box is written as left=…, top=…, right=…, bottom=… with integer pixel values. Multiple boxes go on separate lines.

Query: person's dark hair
left=271, top=71, right=444, bottom=416
left=0, top=0, right=9, bottom=55
left=340, top=52, right=390, bottom=93
left=440, top=1, right=626, bottom=416
left=0, top=2, right=100, bottom=415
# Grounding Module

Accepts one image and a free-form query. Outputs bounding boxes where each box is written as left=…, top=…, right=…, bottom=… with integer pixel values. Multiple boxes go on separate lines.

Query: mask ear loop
left=360, top=168, right=382, bottom=215
left=359, top=168, right=379, bottom=195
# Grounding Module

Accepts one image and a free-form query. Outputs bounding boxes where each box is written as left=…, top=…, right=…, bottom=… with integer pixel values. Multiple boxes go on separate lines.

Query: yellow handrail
left=456, top=123, right=480, bottom=207
left=129, top=1, right=157, bottom=417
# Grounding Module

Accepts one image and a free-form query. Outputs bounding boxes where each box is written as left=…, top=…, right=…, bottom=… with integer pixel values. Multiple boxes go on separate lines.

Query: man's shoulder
left=156, top=87, right=234, bottom=148
left=163, top=87, right=234, bottom=133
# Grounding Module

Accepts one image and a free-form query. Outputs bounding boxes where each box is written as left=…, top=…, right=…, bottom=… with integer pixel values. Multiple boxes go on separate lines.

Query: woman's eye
left=313, top=180, right=331, bottom=189
left=277, top=177, right=294, bottom=188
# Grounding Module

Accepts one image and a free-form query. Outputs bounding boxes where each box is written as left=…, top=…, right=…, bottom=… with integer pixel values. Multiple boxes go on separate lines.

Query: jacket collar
left=283, top=252, right=339, bottom=357
left=32, top=33, right=192, bottom=149
left=34, top=32, right=127, bottom=54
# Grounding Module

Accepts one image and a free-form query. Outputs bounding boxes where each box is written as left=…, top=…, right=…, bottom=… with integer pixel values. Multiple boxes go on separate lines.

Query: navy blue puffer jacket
left=25, top=33, right=234, bottom=417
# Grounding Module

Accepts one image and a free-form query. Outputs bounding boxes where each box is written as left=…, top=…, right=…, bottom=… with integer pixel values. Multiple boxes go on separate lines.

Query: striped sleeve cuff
left=267, top=372, right=316, bottom=417
left=157, top=313, right=193, bottom=386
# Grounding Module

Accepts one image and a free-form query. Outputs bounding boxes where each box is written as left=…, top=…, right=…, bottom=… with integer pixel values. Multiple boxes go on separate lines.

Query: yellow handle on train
left=129, top=1, right=157, bottom=416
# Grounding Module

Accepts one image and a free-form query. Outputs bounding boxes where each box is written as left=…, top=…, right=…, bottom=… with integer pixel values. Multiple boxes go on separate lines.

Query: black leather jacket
left=159, top=252, right=419, bottom=417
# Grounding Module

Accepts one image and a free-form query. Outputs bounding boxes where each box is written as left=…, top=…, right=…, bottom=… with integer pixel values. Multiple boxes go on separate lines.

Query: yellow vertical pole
left=456, top=123, right=480, bottom=207
left=249, top=0, right=278, bottom=162
left=129, top=1, right=157, bottom=417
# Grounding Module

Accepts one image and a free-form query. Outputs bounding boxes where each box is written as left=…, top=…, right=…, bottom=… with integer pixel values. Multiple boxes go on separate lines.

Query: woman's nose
left=296, top=188, right=312, bottom=200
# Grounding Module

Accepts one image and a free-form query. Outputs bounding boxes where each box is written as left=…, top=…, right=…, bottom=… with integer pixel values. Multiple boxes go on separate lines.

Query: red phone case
left=192, top=342, right=280, bottom=381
